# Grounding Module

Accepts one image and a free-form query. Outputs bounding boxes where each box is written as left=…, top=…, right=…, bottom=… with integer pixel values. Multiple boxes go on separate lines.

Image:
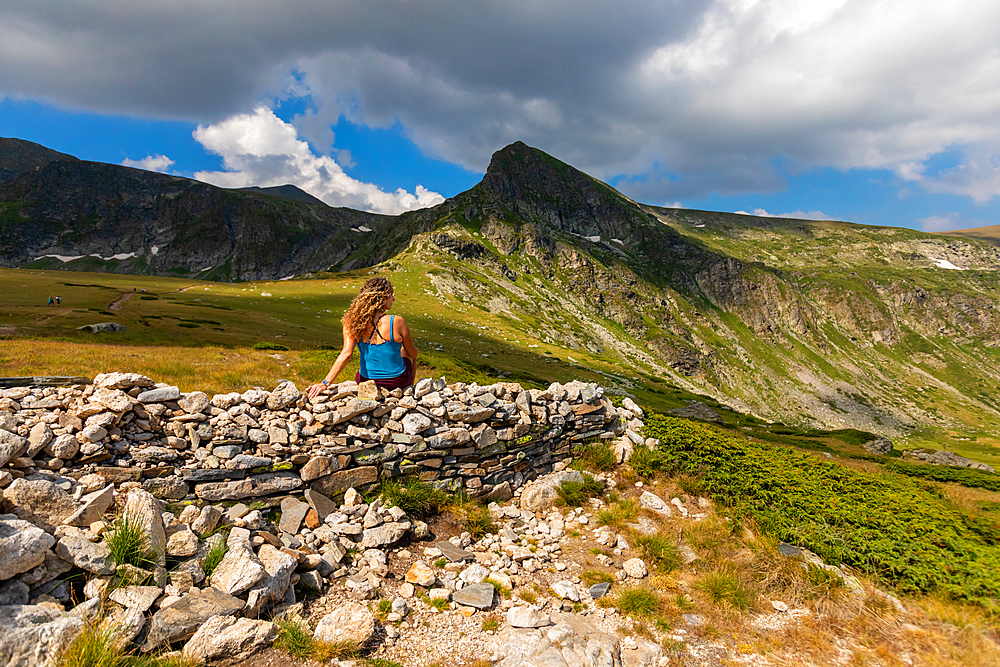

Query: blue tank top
left=358, top=315, right=406, bottom=379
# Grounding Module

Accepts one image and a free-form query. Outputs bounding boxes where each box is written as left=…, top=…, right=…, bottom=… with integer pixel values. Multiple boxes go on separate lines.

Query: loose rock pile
left=0, top=372, right=647, bottom=665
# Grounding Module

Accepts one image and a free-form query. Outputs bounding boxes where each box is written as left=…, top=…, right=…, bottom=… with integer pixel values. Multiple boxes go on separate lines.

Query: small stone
left=552, top=580, right=580, bottom=602
left=623, top=558, right=647, bottom=579
left=314, top=601, right=375, bottom=648
left=771, top=600, right=789, bottom=613
left=405, top=561, right=437, bottom=587
left=589, top=582, right=611, bottom=599
left=451, top=582, right=495, bottom=610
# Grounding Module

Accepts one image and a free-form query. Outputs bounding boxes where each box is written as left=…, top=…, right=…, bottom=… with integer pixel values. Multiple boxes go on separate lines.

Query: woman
left=307, top=277, right=419, bottom=399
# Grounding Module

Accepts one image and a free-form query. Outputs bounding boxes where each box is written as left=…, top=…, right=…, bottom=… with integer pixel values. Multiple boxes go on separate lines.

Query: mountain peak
left=0, top=137, right=78, bottom=182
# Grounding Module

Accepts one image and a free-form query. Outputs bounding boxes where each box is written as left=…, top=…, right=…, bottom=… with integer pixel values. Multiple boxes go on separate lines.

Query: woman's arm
left=307, top=326, right=357, bottom=399
left=395, top=315, right=419, bottom=360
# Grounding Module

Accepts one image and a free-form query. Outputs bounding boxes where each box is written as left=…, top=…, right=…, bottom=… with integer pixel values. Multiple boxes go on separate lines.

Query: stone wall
left=0, top=372, right=640, bottom=507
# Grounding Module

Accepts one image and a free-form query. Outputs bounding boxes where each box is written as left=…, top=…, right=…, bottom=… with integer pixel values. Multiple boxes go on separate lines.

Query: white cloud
left=192, top=107, right=444, bottom=215
left=918, top=214, right=963, bottom=232
left=121, top=154, right=175, bottom=173
left=734, top=208, right=836, bottom=221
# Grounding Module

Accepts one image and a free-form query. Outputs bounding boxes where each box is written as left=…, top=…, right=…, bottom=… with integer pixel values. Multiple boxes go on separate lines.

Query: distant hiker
left=55, top=296, right=61, bottom=305
left=307, top=277, right=419, bottom=398
left=47, top=296, right=53, bottom=306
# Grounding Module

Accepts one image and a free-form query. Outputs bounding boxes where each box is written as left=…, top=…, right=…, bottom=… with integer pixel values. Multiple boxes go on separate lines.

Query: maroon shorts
left=356, top=357, right=415, bottom=390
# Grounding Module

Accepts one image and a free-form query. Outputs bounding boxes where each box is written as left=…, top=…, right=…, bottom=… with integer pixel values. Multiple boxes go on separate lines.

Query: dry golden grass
left=0, top=339, right=433, bottom=394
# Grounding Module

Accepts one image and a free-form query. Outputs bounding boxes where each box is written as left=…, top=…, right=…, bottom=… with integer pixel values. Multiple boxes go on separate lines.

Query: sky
left=2, top=1, right=1000, bottom=229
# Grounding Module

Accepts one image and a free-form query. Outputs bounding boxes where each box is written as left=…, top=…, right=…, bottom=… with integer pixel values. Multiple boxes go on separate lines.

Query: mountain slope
left=0, top=136, right=78, bottom=182
left=4, top=138, right=1000, bottom=451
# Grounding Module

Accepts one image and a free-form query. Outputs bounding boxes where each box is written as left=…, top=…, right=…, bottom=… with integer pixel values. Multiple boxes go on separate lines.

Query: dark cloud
left=4, top=0, right=1000, bottom=203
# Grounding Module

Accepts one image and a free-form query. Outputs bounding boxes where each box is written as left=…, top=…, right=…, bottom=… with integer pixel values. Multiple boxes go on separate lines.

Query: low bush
left=645, top=414, right=1000, bottom=608
left=861, top=456, right=1000, bottom=493
left=614, top=586, right=661, bottom=617
left=252, top=341, right=289, bottom=351
left=106, top=512, right=156, bottom=570
left=628, top=446, right=669, bottom=478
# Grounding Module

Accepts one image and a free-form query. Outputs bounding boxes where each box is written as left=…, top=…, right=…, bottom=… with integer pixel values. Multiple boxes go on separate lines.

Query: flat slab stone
left=143, top=587, right=245, bottom=650
left=304, top=488, right=337, bottom=522
left=777, top=543, right=801, bottom=557
left=436, top=540, right=475, bottom=563
left=278, top=498, right=310, bottom=535
left=310, top=466, right=378, bottom=496
left=137, top=386, right=181, bottom=403
left=589, top=582, right=611, bottom=599
left=451, top=582, right=495, bottom=610
left=109, top=585, right=162, bottom=612
left=195, top=472, right=303, bottom=501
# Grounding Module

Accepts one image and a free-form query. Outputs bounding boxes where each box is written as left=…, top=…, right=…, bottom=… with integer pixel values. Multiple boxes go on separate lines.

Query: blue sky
left=3, top=1, right=1000, bottom=228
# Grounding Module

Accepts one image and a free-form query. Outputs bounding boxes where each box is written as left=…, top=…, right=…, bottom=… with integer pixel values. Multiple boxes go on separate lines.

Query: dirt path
left=178, top=285, right=199, bottom=293
left=109, top=292, right=132, bottom=311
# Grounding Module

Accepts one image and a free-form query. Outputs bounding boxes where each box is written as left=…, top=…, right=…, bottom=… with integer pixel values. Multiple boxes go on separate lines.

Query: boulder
left=3, top=479, right=80, bottom=532
left=108, top=585, right=162, bottom=613
left=360, top=521, right=410, bottom=548
left=266, top=381, right=302, bottom=410
left=405, top=561, right=437, bottom=587
left=54, top=534, right=114, bottom=575
left=313, top=602, right=375, bottom=648
left=506, top=606, right=551, bottom=628
left=862, top=437, right=894, bottom=456
left=64, top=484, right=115, bottom=527
left=210, top=542, right=267, bottom=596
left=310, top=466, right=378, bottom=496
left=143, top=588, right=245, bottom=651
left=124, top=488, right=166, bottom=565
left=519, top=470, right=583, bottom=512
left=183, top=615, right=277, bottom=662
left=452, top=582, right=495, bottom=610
left=0, top=604, right=85, bottom=667
left=0, top=515, right=55, bottom=580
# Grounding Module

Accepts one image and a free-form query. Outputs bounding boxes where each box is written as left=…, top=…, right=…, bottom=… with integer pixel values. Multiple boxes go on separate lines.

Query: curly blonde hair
left=342, top=277, right=394, bottom=341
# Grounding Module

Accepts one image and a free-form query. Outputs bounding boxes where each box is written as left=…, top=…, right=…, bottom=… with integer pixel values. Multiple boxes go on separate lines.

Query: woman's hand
left=307, top=383, right=327, bottom=400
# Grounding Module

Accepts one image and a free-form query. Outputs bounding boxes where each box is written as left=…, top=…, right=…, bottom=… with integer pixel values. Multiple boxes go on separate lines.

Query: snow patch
left=37, top=252, right=136, bottom=262
left=931, top=258, right=965, bottom=270
left=585, top=235, right=601, bottom=242
left=150, top=245, right=159, bottom=255
left=611, top=238, right=624, bottom=245
left=694, top=224, right=706, bottom=228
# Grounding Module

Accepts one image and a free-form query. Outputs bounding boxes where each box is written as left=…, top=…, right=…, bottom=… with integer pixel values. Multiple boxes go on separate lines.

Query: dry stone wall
left=0, top=373, right=629, bottom=503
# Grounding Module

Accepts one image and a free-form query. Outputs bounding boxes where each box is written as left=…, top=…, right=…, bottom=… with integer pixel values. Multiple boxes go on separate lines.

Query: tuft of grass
left=434, top=557, right=447, bottom=568
left=376, top=598, right=392, bottom=620
left=573, top=442, right=617, bottom=472
left=556, top=473, right=604, bottom=507
left=697, top=566, right=755, bottom=611
left=635, top=532, right=681, bottom=574
left=581, top=569, right=615, bottom=586
left=274, top=616, right=358, bottom=661
left=379, top=477, right=451, bottom=518
left=597, top=498, right=640, bottom=529
left=429, top=596, right=449, bottom=611
left=485, top=576, right=512, bottom=599
left=517, top=588, right=538, bottom=604
left=106, top=512, right=156, bottom=570
left=202, top=538, right=228, bottom=580
left=459, top=504, right=497, bottom=539
left=615, top=586, right=662, bottom=617
left=481, top=615, right=500, bottom=632
left=58, top=621, right=201, bottom=667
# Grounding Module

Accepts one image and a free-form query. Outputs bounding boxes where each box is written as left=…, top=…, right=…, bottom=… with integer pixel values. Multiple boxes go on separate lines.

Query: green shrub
left=253, top=341, right=289, bottom=351
left=462, top=505, right=497, bottom=539
left=645, top=413, right=1000, bottom=607
left=556, top=473, right=604, bottom=507
left=635, top=532, right=681, bottom=573
left=698, top=566, right=755, bottom=611
left=628, top=446, right=668, bottom=478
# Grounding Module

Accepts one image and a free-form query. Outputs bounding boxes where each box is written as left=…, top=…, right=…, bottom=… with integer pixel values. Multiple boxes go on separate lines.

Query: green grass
left=572, top=442, right=617, bottom=472
left=596, top=498, right=640, bottom=528
left=634, top=532, right=681, bottom=573
left=697, top=566, right=755, bottom=611
left=274, top=616, right=358, bottom=660
left=106, top=512, right=157, bottom=570
left=581, top=570, right=615, bottom=586
left=202, top=538, right=228, bottom=580
left=556, top=473, right=604, bottom=507
left=861, top=456, right=1000, bottom=492
left=645, top=413, right=1000, bottom=609
left=378, top=477, right=451, bottom=518
left=481, top=615, right=500, bottom=632
left=58, top=622, right=201, bottom=667
left=628, top=446, right=669, bottom=478
left=613, top=586, right=661, bottom=617
left=460, top=504, right=497, bottom=539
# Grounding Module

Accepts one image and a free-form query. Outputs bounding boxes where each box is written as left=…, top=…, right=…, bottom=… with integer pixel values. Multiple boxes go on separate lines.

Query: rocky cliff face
left=0, top=146, right=382, bottom=281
